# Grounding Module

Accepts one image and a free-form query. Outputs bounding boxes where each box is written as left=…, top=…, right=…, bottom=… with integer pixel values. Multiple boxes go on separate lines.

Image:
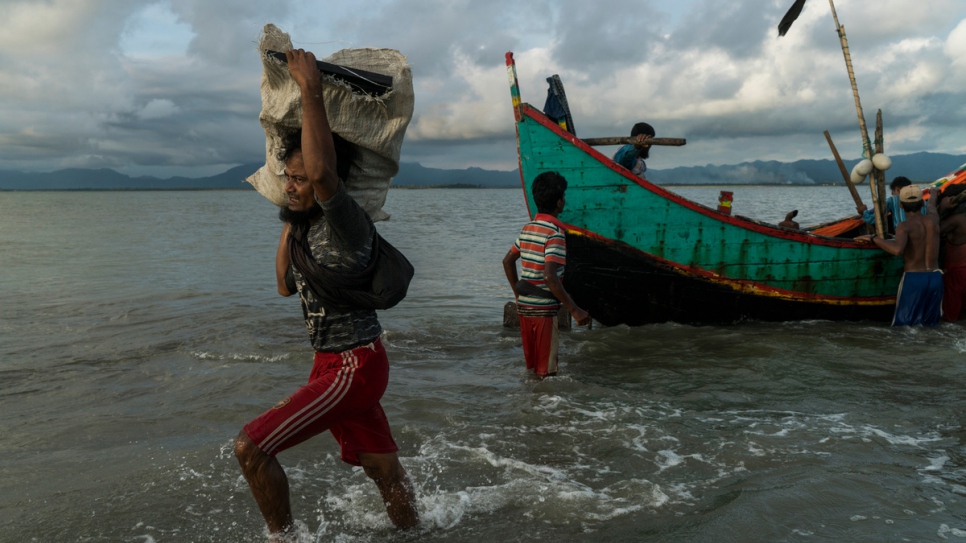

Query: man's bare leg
left=358, top=452, right=419, bottom=528
left=234, top=431, right=295, bottom=540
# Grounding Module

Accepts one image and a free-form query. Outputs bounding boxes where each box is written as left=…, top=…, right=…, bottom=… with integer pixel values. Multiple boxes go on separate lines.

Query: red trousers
left=243, top=338, right=398, bottom=465
left=519, top=314, right=559, bottom=376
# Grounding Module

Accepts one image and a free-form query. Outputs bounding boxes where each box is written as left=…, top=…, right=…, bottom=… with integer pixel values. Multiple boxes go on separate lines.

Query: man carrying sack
left=234, top=47, right=418, bottom=540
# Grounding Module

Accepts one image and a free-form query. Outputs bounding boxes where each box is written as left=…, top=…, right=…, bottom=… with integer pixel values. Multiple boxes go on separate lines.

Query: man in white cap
left=858, top=185, right=943, bottom=325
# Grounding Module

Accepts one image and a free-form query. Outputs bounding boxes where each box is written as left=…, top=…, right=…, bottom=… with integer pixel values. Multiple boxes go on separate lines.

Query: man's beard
left=279, top=204, right=323, bottom=227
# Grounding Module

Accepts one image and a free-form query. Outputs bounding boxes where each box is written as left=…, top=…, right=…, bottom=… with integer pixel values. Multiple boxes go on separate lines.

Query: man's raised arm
left=286, top=49, right=340, bottom=203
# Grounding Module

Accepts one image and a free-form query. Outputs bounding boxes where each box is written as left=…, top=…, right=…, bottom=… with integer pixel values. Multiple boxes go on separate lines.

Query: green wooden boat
left=505, top=52, right=904, bottom=326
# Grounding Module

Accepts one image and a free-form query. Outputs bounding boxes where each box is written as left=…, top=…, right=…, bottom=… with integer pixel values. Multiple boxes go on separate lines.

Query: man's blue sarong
left=892, top=270, right=943, bottom=326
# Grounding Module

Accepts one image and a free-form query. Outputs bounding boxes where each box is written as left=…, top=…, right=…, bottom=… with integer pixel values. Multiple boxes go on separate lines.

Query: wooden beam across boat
left=582, top=137, right=686, bottom=147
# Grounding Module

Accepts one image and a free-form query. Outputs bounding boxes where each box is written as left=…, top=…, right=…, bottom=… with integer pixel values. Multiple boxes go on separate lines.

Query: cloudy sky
left=3, top=0, right=966, bottom=178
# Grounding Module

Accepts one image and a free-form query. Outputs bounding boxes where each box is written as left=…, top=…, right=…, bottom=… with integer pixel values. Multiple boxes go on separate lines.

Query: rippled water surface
left=2, top=187, right=966, bottom=542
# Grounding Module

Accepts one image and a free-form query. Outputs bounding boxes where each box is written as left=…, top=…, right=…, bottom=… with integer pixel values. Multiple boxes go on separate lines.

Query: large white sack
left=247, top=24, right=414, bottom=221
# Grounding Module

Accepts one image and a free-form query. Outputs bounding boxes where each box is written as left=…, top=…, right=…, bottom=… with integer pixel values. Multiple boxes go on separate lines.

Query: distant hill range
left=0, top=162, right=520, bottom=190
left=2, top=152, right=964, bottom=190
left=392, top=162, right=519, bottom=187
left=0, top=164, right=261, bottom=191
left=647, top=152, right=966, bottom=186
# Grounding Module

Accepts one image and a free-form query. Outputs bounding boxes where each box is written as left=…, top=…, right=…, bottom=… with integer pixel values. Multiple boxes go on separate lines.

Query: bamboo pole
left=581, top=137, right=686, bottom=147
left=827, top=0, right=883, bottom=236
left=874, top=110, right=888, bottom=230
left=823, top=130, right=863, bottom=209
left=828, top=2, right=872, bottom=157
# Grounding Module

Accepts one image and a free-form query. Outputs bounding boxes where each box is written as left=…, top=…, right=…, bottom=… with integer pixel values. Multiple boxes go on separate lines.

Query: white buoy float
left=872, top=153, right=892, bottom=171
left=850, top=160, right=872, bottom=184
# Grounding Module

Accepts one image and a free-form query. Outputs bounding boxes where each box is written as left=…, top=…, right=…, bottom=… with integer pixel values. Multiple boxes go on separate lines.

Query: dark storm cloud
left=329, top=0, right=546, bottom=77
left=914, top=91, right=966, bottom=128
left=666, top=0, right=773, bottom=58
left=548, top=0, right=666, bottom=72
left=167, top=0, right=292, bottom=65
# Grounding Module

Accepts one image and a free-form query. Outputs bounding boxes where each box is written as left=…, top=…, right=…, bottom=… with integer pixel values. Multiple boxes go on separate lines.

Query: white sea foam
left=747, top=442, right=767, bottom=457
left=177, top=467, right=205, bottom=481
left=190, top=350, right=289, bottom=363
left=317, top=470, right=673, bottom=535
left=446, top=443, right=569, bottom=481
left=938, top=523, right=966, bottom=538
left=535, top=394, right=564, bottom=411
left=862, top=426, right=944, bottom=447
left=923, top=454, right=950, bottom=471
left=303, top=431, right=690, bottom=535
left=654, top=450, right=708, bottom=472
left=626, top=423, right=651, bottom=452
left=655, top=450, right=684, bottom=470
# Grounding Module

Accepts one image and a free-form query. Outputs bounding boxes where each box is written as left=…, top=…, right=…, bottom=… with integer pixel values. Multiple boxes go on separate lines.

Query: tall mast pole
left=828, top=0, right=884, bottom=235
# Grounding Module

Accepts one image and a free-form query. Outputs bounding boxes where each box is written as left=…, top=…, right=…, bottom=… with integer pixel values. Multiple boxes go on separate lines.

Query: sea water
left=1, top=186, right=965, bottom=542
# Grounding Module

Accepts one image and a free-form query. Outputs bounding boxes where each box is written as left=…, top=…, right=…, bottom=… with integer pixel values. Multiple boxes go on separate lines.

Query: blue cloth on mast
left=543, top=78, right=574, bottom=134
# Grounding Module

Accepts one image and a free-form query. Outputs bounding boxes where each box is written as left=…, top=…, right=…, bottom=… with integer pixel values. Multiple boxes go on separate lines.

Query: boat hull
left=504, top=51, right=966, bottom=327
left=511, top=101, right=902, bottom=325
left=566, top=231, right=894, bottom=326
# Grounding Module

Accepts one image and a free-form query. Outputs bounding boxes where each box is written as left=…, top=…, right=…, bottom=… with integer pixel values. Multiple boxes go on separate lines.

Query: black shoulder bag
left=289, top=225, right=414, bottom=310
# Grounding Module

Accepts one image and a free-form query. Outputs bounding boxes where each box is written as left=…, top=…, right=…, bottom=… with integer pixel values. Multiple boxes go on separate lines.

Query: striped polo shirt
left=511, top=213, right=567, bottom=311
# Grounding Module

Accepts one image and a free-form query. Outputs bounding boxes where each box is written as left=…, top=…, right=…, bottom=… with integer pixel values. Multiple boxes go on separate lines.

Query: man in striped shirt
left=503, top=171, right=591, bottom=377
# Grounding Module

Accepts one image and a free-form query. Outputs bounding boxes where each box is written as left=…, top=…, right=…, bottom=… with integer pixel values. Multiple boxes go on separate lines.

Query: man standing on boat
left=503, top=172, right=591, bottom=378
left=234, top=49, right=418, bottom=541
left=859, top=185, right=943, bottom=326
left=612, top=122, right=654, bottom=179
left=938, top=185, right=966, bottom=321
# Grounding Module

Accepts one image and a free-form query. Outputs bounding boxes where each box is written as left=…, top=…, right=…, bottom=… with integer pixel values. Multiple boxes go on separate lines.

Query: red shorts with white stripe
left=243, top=338, right=399, bottom=465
